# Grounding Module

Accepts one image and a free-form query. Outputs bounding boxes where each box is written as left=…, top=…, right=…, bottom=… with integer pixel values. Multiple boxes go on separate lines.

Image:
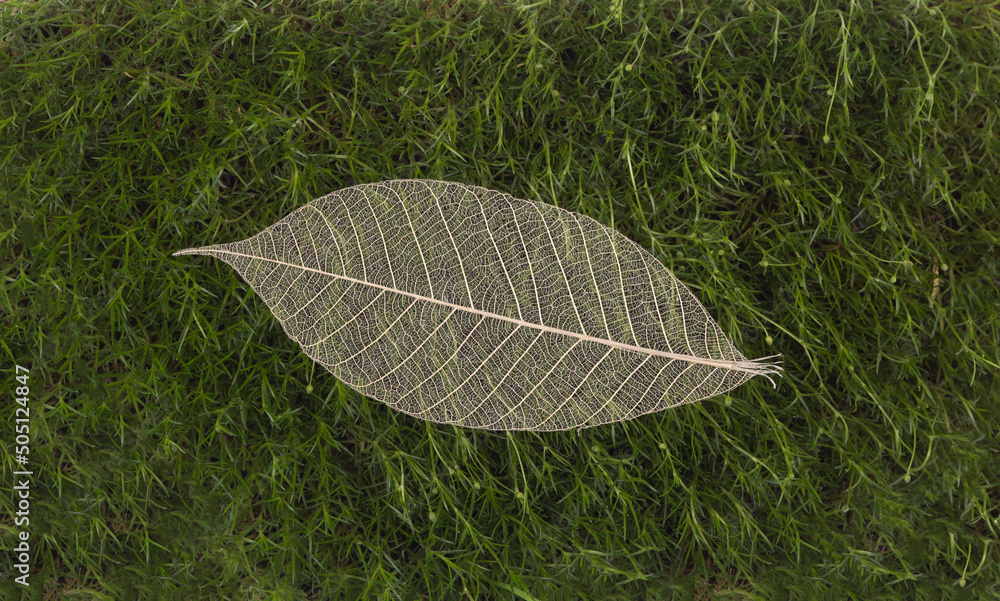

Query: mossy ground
left=1, top=1, right=998, bottom=599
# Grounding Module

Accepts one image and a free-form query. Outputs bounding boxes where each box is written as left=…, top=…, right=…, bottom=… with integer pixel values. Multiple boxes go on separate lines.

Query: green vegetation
left=2, top=0, right=998, bottom=599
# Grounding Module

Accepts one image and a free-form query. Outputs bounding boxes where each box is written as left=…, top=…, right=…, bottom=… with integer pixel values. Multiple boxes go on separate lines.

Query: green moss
left=1, top=0, right=997, bottom=599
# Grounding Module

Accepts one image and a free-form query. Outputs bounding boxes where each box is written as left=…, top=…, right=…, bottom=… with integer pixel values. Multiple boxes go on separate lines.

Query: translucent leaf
left=175, top=180, right=781, bottom=431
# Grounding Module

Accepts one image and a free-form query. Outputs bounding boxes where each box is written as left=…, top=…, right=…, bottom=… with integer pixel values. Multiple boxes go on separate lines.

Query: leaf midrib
left=179, top=248, right=762, bottom=373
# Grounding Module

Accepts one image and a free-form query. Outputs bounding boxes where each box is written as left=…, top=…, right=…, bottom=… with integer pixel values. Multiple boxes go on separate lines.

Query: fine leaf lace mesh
left=176, top=180, right=781, bottom=430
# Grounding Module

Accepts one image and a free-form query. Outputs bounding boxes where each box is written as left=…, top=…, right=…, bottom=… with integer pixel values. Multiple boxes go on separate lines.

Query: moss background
left=1, top=0, right=998, bottom=599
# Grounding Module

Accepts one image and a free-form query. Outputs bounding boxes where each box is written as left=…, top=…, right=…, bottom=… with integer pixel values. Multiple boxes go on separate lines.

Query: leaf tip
left=173, top=247, right=209, bottom=257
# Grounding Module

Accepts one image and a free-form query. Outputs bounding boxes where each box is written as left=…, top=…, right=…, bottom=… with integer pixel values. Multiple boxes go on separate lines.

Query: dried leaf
left=175, top=180, right=781, bottom=430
